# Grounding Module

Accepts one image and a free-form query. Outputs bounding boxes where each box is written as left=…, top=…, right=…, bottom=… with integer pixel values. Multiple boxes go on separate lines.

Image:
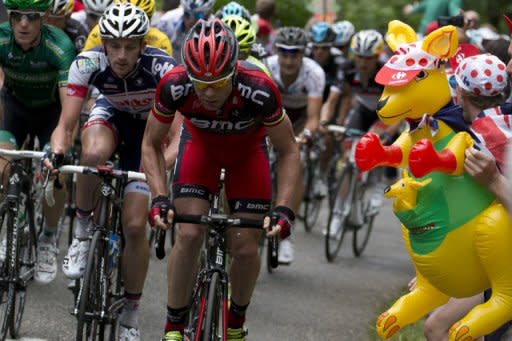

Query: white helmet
left=99, top=2, right=149, bottom=39
left=350, top=29, right=384, bottom=57
left=180, top=0, right=214, bottom=13
left=332, top=20, right=355, bottom=47
left=83, top=0, right=113, bottom=15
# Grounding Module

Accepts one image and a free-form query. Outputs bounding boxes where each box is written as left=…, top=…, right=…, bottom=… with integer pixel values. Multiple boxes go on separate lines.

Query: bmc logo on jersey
left=391, top=71, right=407, bottom=80
left=237, top=83, right=270, bottom=106
left=190, top=117, right=256, bottom=132
left=151, top=59, right=174, bottom=78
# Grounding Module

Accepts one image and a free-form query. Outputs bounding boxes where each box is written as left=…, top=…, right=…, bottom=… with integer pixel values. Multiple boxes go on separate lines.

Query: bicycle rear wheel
left=203, top=272, right=226, bottom=341
left=76, top=230, right=101, bottom=341
left=325, top=166, right=352, bottom=262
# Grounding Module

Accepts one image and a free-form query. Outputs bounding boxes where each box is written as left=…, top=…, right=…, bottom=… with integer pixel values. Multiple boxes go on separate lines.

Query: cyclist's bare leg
left=292, top=170, right=304, bottom=213
left=227, top=212, right=264, bottom=306
left=42, top=175, right=66, bottom=230
left=76, top=124, right=116, bottom=212
left=167, top=197, right=210, bottom=308
left=121, top=192, right=150, bottom=294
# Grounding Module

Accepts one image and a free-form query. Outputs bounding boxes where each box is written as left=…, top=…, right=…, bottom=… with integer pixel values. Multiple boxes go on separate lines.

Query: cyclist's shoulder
left=140, top=46, right=177, bottom=77
left=70, top=49, right=104, bottom=75
left=300, top=57, right=325, bottom=84
left=41, top=25, right=75, bottom=59
left=147, top=27, right=170, bottom=43
left=237, top=60, right=274, bottom=84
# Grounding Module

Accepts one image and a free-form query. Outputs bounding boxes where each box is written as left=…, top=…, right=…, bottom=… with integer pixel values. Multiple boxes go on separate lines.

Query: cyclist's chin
left=200, top=99, right=221, bottom=111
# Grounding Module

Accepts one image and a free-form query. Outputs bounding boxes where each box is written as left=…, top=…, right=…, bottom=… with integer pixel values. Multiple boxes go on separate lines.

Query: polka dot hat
left=454, top=53, right=508, bottom=96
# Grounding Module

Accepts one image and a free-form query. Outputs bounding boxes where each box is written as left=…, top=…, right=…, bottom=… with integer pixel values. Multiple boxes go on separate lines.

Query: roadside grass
left=367, top=286, right=426, bottom=341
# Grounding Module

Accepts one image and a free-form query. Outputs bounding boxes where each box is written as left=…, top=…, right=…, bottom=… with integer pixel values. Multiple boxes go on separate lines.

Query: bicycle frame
left=0, top=148, right=45, bottom=340
left=55, top=165, right=145, bottom=341
left=182, top=214, right=262, bottom=341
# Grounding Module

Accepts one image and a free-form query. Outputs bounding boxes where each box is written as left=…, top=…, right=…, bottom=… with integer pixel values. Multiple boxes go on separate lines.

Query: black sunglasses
left=8, top=10, right=44, bottom=23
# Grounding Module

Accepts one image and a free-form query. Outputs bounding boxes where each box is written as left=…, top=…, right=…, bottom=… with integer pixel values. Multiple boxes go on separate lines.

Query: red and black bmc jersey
left=152, top=60, right=285, bottom=137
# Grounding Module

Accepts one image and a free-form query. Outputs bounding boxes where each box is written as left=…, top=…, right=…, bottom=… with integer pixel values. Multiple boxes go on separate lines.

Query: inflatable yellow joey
left=383, top=170, right=431, bottom=211
left=355, top=21, right=512, bottom=340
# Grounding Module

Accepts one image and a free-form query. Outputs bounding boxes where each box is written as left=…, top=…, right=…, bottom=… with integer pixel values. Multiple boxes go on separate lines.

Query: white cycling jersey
left=266, top=55, right=325, bottom=110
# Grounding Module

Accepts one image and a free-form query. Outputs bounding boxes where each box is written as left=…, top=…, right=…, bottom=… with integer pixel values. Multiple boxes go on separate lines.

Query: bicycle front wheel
left=76, top=230, right=101, bottom=341
left=302, top=157, right=322, bottom=232
left=325, top=166, right=353, bottom=262
left=203, top=272, right=227, bottom=341
left=352, top=183, right=376, bottom=257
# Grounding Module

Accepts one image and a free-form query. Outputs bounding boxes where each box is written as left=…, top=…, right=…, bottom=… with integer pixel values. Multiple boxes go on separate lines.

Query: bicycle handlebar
left=0, top=148, right=46, bottom=159
left=45, top=165, right=146, bottom=208
left=326, top=125, right=365, bottom=137
left=56, top=165, right=146, bottom=181
left=154, top=213, right=265, bottom=260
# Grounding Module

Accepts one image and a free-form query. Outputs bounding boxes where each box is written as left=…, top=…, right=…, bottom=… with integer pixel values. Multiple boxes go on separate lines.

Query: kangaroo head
left=375, top=21, right=459, bottom=125
left=385, top=170, right=432, bottom=209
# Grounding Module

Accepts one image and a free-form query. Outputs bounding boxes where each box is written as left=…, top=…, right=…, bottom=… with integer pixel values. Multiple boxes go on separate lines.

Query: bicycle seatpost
left=155, top=204, right=170, bottom=260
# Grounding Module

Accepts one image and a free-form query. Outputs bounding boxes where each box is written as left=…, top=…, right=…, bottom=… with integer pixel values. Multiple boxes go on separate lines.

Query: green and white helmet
left=4, top=0, right=52, bottom=11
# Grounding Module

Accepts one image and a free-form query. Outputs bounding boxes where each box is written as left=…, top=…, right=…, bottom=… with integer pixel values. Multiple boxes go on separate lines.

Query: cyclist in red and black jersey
left=142, top=19, right=299, bottom=341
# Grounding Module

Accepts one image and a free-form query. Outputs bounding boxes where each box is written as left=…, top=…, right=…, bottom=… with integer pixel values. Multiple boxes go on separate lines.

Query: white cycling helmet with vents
left=99, top=2, right=149, bottom=39
left=83, top=0, right=113, bottom=15
left=350, top=29, right=384, bottom=57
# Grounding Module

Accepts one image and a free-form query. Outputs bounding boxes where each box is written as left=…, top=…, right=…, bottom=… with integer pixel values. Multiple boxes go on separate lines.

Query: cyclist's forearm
left=305, top=97, right=322, bottom=133
left=320, top=91, right=341, bottom=123
left=142, top=114, right=172, bottom=197
left=52, top=93, right=83, bottom=154
left=143, top=146, right=168, bottom=197
left=275, top=150, right=300, bottom=208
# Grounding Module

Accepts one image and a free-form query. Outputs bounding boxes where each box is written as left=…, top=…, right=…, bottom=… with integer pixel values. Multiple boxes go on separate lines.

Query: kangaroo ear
left=422, top=25, right=459, bottom=60
left=386, top=20, right=417, bottom=52
left=419, top=178, right=432, bottom=187
left=401, top=169, right=409, bottom=179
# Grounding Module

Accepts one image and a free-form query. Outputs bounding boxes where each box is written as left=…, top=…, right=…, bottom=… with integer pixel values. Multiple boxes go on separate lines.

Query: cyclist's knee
left=229, top=238, right=260, bottom=260
left=80, top=146, right=111, bottom=166
left=176, top=225, right=204, bottom=250
left=122, top=221, right=147, bottom=242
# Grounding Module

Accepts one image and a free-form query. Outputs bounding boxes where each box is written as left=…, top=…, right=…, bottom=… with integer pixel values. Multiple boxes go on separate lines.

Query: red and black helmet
left=182, top=18, right=239, bottom=80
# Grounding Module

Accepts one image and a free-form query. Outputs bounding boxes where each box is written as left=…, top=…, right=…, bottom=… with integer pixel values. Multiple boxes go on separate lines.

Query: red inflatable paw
left=409, top=139, right=456, bottom=177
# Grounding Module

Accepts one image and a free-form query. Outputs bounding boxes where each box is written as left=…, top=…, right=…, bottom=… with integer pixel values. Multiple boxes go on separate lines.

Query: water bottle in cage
left=108, top=231, right=120, bottom=271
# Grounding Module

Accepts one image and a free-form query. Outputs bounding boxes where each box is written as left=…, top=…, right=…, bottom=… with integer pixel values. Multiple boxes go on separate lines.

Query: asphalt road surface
left=10, top=200, right=414, bottom=341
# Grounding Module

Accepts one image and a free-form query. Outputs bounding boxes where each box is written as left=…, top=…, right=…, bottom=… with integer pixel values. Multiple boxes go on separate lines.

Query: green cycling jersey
left=0, top=22, right=76, bottom=108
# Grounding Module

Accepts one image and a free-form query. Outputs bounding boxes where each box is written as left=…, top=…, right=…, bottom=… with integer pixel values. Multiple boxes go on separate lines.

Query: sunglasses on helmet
left=189, top=71, right=234, bottom=90
left=8, top=10, right=45, bottom=23
left=275, top=43, right=304, bottom=56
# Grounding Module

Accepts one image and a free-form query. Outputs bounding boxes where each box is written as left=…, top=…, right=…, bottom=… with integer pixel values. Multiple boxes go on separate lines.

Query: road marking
left=7, top=338, right=47, bottom=341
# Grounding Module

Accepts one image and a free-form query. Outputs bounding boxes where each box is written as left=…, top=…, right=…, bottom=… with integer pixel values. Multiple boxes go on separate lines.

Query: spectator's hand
left=464, top=147, right=500, bottom=188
